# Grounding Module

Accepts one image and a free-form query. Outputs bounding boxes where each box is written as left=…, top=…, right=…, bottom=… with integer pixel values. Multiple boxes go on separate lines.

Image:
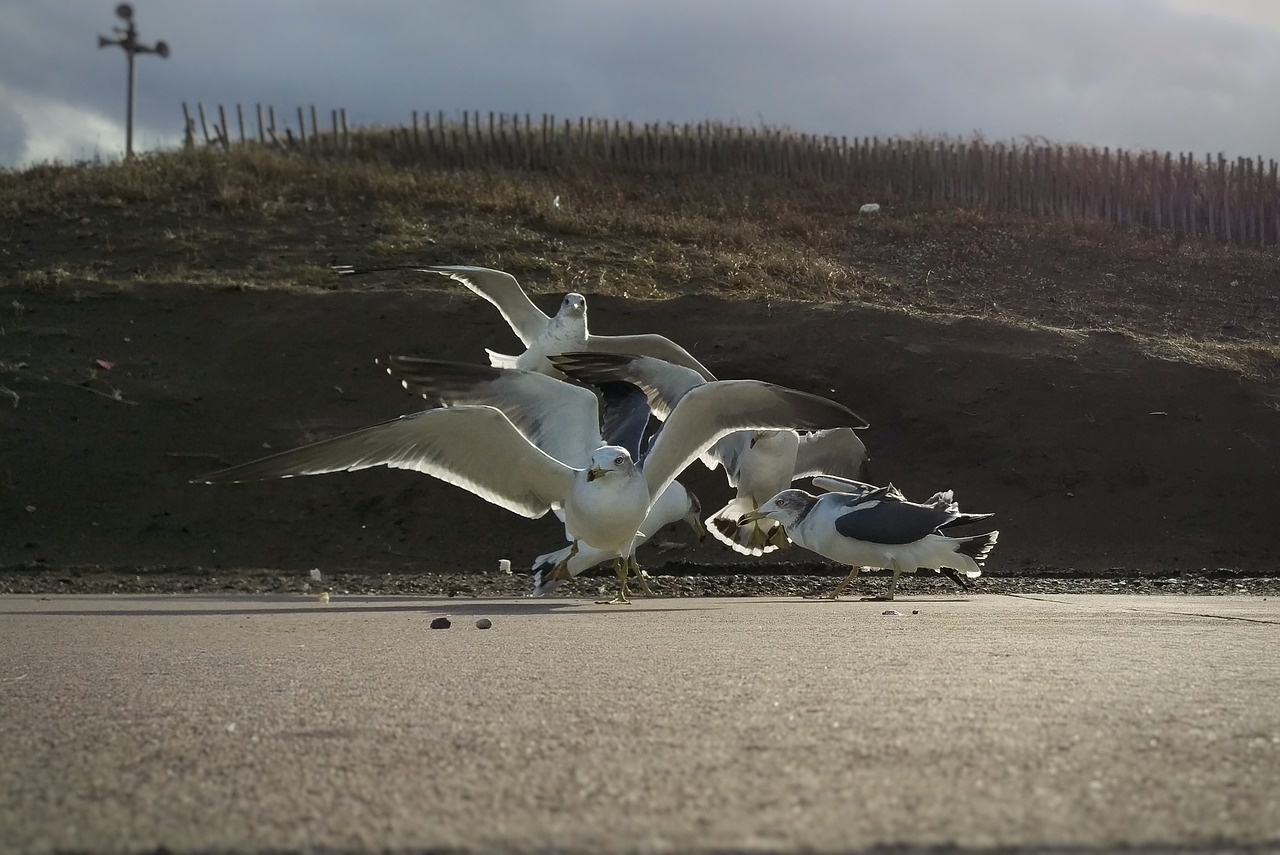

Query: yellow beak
left=586, top=466, right=605, bottom=482
left=737, top=510, right=769, bottom=525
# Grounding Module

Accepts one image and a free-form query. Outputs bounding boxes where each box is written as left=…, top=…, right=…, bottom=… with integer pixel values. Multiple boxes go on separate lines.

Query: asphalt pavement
left=2, top=592, right=1277, bottom=854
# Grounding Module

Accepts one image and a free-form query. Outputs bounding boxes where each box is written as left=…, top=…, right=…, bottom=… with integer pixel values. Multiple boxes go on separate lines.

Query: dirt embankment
left=3, top=282, right=1278, bottom=591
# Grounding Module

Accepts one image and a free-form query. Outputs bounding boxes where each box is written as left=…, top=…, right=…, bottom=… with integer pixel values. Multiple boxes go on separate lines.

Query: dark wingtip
left=330, top=263, right=440, bottom=278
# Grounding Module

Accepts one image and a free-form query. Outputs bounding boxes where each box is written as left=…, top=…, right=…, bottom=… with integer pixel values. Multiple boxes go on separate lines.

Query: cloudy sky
left=2, top=0, right=1278, bottom=169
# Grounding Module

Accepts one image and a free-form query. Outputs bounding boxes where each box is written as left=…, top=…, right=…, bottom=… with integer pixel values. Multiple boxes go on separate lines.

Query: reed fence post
left=195, top=102, right=210, bottom=145
left=293, top=107, right=305, bottom=150
left=307, top=105, right=319, bottom=150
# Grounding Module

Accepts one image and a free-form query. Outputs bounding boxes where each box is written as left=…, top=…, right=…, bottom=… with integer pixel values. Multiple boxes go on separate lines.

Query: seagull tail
left=949, top=530, right=1000, bottom=578
left=529, top=548, right=568, bottom=597
left=530, top=541, right=617, bottom=596
left=706, top=497, right=787, bottom=557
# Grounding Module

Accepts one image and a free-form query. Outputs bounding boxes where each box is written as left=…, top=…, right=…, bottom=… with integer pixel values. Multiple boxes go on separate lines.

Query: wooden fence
left=182, top=103, right=1280, bottom=248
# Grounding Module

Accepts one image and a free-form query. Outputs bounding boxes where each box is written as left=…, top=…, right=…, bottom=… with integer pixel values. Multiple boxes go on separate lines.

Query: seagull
left=810, top=476, right=995, bottom=592
left=378, top=356, right=706, bottom=595
left=739, top=486, right=998, bottom=601
left=548, top=351, right=871, bottom=556
left=332, top=264, right=715, bottom=380
left=530, top=480, right=705, bottom=597
left=198, top=360, right=865, bottom=603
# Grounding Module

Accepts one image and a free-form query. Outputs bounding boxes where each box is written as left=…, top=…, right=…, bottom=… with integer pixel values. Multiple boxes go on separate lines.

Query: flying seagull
left=379, top=356, right=706, bottom=596
left=740, top=486, right=999, bottom=601
left=548, top=351, right=870, bottom=556
left=332, top=264, right=715, bottom=380
left=198, top=361, right=865, bottom=603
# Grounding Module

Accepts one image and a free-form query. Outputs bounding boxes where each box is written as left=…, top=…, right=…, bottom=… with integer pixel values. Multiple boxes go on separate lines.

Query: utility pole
left=98, top=3, right=169, bottom=159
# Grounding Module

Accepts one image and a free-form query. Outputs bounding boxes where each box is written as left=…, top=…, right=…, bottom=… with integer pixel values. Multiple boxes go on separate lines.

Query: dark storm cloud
left=2, top=0, right=1278, bottom=166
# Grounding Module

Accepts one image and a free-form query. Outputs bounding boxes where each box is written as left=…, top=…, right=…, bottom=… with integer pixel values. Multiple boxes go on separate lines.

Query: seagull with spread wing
left=740, top=485, right=998, bottom=601
left=376, top=356, right=706, bottom=597
left=197, top=360, right=864, bottom=603
left=332, top=264, right=715, bottom=380
left=548, top=351, right=871, bottom=556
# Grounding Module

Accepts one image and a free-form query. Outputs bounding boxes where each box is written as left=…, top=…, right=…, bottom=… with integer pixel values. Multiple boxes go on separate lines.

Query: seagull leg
left=629, top=556, right=655, bottom=597
left=886, top=559, right=905, bottom=600
left=941, top=568, right=969, bottom=592
left=547, top=539, right=580, bottom=582
left=828, top=566, right=861, bottom=599
left=608, top=557, right=631, bottom=605
left=861, top=558, right=903, bottom=601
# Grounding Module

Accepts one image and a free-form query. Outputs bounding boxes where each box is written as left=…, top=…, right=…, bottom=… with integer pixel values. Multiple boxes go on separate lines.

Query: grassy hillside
left=3, top=145, right=1278, bottom=378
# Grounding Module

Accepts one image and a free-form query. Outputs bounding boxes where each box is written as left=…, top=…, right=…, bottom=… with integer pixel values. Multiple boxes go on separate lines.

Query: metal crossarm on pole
left=97, top=3, right=169, bottom=159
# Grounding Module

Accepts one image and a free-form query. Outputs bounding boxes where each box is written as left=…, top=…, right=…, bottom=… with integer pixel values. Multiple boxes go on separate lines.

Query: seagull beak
left=688, top=516, right=707, bottom=543
left=737, top=510, right=768, bottom=525
left=586, top=466, right=605, bottom=482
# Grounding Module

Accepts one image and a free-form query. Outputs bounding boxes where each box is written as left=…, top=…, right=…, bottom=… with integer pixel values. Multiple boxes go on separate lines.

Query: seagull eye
left=614, top=456, right=625, bottom=466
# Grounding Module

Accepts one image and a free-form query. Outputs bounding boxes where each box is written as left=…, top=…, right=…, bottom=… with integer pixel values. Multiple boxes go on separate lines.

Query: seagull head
left=585, top=445, right=634, bottom=482
left=738, top=489, right=818, bottom=528
left=559, top=293, right=587, bottom=319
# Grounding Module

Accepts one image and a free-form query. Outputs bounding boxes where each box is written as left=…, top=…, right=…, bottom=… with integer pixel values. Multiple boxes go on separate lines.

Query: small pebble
left=429, top=617, right=452, bottom=629
left=882, top=609, right=902, bottom=616
left=912, top=609, right=919, bottom=615
left=317, top=591, right=329, bottom=604
left=475, top=618, right=493, bottom=630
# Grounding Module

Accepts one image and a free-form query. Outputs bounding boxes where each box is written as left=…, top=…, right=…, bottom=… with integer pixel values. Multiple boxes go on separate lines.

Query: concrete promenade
left=2, top=593, right=1277, bottom=854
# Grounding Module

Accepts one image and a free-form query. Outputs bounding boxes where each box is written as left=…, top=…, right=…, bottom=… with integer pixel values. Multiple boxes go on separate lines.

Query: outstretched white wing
left=335, top=264, right=549, bottom=346
left=197, top=405, right=577, bottom=519
left=380, top=356, right=604, bottom=468
left=641, top=381, right=866, bottom=502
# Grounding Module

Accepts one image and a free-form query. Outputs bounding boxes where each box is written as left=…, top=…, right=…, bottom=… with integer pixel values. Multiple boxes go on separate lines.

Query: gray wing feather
left=641, top=380, right=866, bottom=503
left=793, top=429, right=869, bottom=480
left=196, top=406, right=576, bottom=519
left=581, top=334, right=717, bottom=382
left=834, top=498, right=959, bottom=545
left=704, top=431, right=752, bottom=484
left=548, top=351, right=706, bottom=421
left=811, top=476, right=906, bottom=502
left=380, top=356, right=603, bottom=467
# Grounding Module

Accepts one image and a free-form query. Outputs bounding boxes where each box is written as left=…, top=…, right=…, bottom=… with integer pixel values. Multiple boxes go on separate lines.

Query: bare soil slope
left=3, top=280, right=1278, bottom=581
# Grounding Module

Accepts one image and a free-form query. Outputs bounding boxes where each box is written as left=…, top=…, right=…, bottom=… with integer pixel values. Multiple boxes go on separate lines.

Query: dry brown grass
left=3, top=145, right=1277, bottom=376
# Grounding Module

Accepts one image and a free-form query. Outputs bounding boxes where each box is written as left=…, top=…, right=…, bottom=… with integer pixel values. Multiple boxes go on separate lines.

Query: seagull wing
left=833, top=496, right=960, bottom=544
left=811, top=475, right=904, bottom=501
left=596, top=381, right=652, bottom=462
left=380, top=356, right=604, bottom=468
left=334, top=264, right=549, bottom=346
left=920, top=490, right=996, bottom=529
left=702, top=431, right=752, bottom=484
left=793, top=429, right=870, bottom=480
left=548, top=351, right=706, bottom=421
left=641, top=380, right=867, bottom=502
left=815, top=478, right=993, bottom=528
left=581, top=333, right=717, bottom=382
left=196, top=406, right=576, bottom=519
